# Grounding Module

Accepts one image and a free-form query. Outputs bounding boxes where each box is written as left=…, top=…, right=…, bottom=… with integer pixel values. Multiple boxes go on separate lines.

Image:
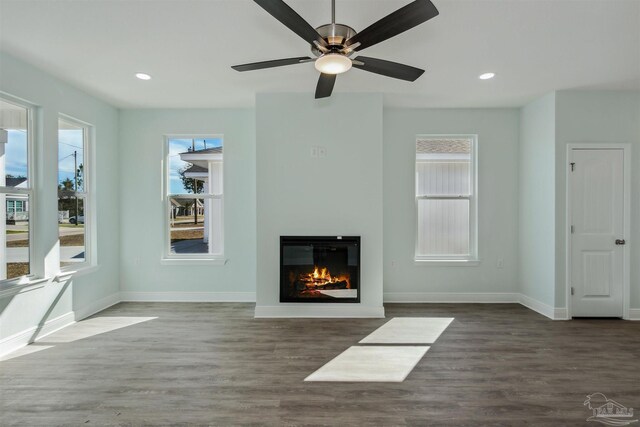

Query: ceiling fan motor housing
left=311, top=23, right=357, bottom=57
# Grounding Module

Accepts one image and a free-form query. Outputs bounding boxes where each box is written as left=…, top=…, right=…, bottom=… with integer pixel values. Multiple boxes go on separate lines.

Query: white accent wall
left=255, top=94, right=384, bottom=317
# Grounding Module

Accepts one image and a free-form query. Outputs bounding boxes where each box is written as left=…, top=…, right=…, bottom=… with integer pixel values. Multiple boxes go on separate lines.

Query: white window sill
left=414, top=259, right=481, bottom=267
left=55, top=265, right=100, bottom=282
left=0, top=276, right=50, bottom=299
left=160, top=258, right=227, bottom=266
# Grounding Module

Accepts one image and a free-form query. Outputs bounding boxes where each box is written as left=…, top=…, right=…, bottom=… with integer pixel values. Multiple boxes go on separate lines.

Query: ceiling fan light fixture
left=315, top=53, right=352, bottom=75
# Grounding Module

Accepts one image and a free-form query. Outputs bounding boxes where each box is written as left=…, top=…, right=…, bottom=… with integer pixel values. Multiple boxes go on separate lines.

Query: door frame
left=565, top=143, right=631, bottom=319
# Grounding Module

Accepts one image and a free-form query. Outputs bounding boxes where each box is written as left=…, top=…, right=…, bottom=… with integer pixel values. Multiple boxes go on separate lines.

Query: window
left=58, top=117, right=91, bottom=267
left=415, top=135, right=477, bottom=260
left=165, top=137, right=223, bottom=260
left=1, top=97, right=32, bottom=281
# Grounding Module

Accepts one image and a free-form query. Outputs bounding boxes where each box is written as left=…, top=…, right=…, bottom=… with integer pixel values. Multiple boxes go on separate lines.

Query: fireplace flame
left=301, top=266, right=350, bottom=289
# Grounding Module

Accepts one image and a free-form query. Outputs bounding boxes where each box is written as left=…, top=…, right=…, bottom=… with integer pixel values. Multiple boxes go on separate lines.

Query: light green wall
left=519, top=93, right=556, bottom=306
left=255, top=94, right=384, bottom=316
left=554, top=90, right=640, bottom=308
left=0, top=52, right=120, bottom=340
left=118, top=109, right=256, bottom=296
left=3, top=49, right=638, bottom=330
left=383, top=108, right=520, bottom=297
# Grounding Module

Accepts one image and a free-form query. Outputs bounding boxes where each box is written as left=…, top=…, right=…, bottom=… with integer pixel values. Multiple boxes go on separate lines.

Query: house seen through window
left=166, top=137, right=223, bottom=258
left=1, top=97, right=31, bottom=281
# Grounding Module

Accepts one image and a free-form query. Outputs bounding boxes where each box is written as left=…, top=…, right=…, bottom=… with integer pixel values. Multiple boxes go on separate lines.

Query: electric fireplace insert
left=280, top=236, right=360, bottom=303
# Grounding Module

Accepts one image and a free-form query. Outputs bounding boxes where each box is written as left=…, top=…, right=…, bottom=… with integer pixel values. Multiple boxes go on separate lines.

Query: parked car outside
left=69, top=216, right=85, bottom=225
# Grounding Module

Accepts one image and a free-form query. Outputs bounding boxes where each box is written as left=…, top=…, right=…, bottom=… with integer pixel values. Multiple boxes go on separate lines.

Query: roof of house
left=5, top=177, right=27, bottom=187
left=183, top=164, right=208, bottom=174
left=417, top=139, right=471, bottom=154
left=170, top=198, right=204, bottom=207
left=179, top=146, right=223, bottom=155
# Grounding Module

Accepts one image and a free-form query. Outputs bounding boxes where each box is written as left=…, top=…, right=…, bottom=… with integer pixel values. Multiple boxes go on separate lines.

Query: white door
left=570, top=149, right=625, bottom=317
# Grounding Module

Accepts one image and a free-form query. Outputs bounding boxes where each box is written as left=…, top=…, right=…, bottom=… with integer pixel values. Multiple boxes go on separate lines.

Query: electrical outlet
left=318, top=146, right=327, bottom=158
left=310, top=146, right=318, bottom=158
left=391, top=260, right=397, bottom=268
left=496, top=258, right=504, bottom=269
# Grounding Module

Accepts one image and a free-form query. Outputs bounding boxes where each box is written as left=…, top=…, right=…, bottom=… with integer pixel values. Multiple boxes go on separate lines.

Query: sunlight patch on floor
left=305, top=346, right=430, bottom=382
left=41, top=316, right=157, bottom=343
left=1, top=316, right=157, bottom=362
left=0, top=344, right=55, bottom=362
left=359, top=317, right=454, bottom=344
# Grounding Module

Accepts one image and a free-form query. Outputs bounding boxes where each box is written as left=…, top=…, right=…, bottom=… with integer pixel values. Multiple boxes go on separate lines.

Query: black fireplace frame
left=280, top=236, right=361, bottom=303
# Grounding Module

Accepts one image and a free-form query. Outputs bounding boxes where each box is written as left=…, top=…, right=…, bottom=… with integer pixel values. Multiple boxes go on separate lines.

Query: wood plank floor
left=1, top=302, right=639, bottom=426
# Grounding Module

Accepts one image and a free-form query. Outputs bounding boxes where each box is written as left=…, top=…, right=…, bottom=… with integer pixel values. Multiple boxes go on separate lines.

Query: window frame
left=162, top=134, right=225, bottom=263
left=57, top=114, right=95, bottom=272
left=414, top=134, right=479, bottom=264
left=0, top=93, right=36, bottom=285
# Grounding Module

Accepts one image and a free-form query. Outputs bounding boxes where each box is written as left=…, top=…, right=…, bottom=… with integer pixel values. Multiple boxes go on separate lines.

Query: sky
left=2, top=128, right=83, bottom=189
left=58, top=128, right=84, bottom=190
left=168, top=138, right=222, bottom=194
left=3, top=132, right=222, bottom=194
left=3, top=130, right=28, bottom=182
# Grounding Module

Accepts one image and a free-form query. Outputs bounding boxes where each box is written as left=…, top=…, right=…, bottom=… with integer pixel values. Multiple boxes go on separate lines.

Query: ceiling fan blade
left=345, top=0, right=439, bottom=52
left=232, top=56, right=313, bottom=72
left=253, top=0, right=327, bottom=48
left=315, top=73, right=336, bottom=99
left=352, top=56, right=424, bottom=81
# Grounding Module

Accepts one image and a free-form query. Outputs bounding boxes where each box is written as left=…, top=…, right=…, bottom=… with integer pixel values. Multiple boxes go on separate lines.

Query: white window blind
left=415, top=136, right=476, bottom=259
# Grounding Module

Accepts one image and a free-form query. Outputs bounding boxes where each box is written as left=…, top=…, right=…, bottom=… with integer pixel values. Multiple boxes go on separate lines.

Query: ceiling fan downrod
left=331, top=0, right=335, bottom=24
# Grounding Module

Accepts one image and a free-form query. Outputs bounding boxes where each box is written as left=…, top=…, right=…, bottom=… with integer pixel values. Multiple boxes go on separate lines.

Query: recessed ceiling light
left=135, top=73, right=152, bottom=80
left=479, top=72, right=495, bottom=80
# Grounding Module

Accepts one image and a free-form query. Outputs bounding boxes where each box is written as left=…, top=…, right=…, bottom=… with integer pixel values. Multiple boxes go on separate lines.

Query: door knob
left=615, top=239, right=626, bottom=245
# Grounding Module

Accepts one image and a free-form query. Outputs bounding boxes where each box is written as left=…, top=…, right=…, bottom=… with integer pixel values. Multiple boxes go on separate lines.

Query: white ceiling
left=1, top=0, right=639, bottom=109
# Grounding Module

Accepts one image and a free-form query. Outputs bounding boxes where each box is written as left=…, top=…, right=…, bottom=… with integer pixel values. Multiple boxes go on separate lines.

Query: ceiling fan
left=232, top=0, right=439, bottom=98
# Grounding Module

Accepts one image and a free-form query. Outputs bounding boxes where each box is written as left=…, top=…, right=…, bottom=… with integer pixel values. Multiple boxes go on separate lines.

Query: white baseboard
left=120, top=291, right=256, bottom=302
left=384, top=292, right=520, bottom=303
left=0, top=311, right=75, bottom=358
left=553, top=307, right=569, bottom=320
left=628, top=309, right=640, bottom=320
left=518, top=294, right=568, bottom=320
left=255, top=305, right=385, bottom=318
left=384, top=292, right=570, bottom=320
left=74, top=292, right=121, bottom=321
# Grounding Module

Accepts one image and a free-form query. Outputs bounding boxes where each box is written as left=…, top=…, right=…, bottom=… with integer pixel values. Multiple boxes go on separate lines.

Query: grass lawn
left=60, top=234, right=85, bottom=246
left=171, top=228, right=204, bottom=242
left=6, top=230, right=27, bottom=235
left=171, top=221, right=204, bottom=228
left=6, top=239, right=28, bottom=248
left=7, top=234, right=84, bottom=248
left=7, top=263, right=29, bottom=279
left=59, top=224, right=85, bottom=229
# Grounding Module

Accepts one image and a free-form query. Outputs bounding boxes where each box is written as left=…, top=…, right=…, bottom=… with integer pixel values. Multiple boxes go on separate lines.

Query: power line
left=59, top=141, right=83, bottom=150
